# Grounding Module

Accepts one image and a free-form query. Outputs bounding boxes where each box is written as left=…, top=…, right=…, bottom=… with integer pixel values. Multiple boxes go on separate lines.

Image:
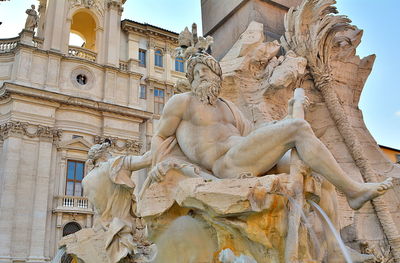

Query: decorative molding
left=94, top=135, right=142, bottom=154
left=145, top=77, right=175, bottom=88
left=107, top=0, right=123, bottom=14
left=121, top=21, right=179, bottom=43
left=0, top=82, right=152, bottom=120
left=0, top=121, right=62, bottom=143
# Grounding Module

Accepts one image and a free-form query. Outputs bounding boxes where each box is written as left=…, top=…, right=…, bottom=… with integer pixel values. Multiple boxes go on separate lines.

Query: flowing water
left=309, top=200, right=353, bottom=263
left=51, top=246, right=66, bottom=263
left=287, top=196, right=322, bottom=259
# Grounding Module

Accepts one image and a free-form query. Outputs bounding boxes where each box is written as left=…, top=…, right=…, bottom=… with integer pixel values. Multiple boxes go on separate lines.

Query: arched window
left=69, top=10, right=97, bottom=51
left=155, top=50, right=163, bottom=67
left=175, top=57, right=185, bottom=72
left=63, top=222, right=81, bottom=237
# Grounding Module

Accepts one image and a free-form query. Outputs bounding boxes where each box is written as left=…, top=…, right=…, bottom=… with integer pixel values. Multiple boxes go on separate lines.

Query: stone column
left=61, top=18, right=72, bottom=54
left=103, top=70, right=116, bottom=103
left=165, top=46, right=172, bottom=81
left=147, top=81, right=155, bottom=113
left=27, top=136, right=55, bottom=262
left=43, top=0, right=68, bottom=52
left=148, top=39, right=155, bottom=76
left=128, top=75, right=140, bottom=107
left=0, top=134, right=23, bottom=262
left=103, top=1, right=123, bottom=67
left=95, top=26, right=104, bottom=64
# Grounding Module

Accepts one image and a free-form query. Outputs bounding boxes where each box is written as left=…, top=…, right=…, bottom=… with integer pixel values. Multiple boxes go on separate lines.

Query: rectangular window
left=175, top=58, right=185, bottom=72
left=139, top=49, right=146, bottom=67
left=154, top=88, right=165, bottom=115
left=396, top=154, right=400, bottom=163
left=155, top=50, right=163, bottom=67
left=65, top=160, right=85, bottom=196
left=139, top=84, right=147, bottom=99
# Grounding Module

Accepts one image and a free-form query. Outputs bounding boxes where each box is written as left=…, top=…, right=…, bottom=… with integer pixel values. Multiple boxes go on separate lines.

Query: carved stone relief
left=94, top=135, right=142, bottom=154
left=0, top=121, right=62, bottom=143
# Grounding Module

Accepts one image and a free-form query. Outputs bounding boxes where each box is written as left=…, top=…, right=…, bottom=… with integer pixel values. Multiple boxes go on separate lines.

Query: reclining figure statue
left=61, top=25, right=393, bottom=263
left=147, top=48, right=392, bottom=211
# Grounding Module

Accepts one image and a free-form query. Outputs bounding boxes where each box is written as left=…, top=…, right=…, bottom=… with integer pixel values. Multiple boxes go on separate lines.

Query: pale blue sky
left=0, top=0, right=398, bottom=149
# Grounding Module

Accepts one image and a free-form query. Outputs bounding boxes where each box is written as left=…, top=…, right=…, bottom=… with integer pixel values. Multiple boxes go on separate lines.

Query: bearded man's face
left=191, top=63, right=221, bottom=105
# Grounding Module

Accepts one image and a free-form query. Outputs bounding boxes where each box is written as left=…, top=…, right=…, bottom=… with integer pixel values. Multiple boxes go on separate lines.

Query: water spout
left=309, top=200, right=353, bottom=263
left=51, top=246, right=67, bottom=263
left=286, top=195, right=321, bottom=259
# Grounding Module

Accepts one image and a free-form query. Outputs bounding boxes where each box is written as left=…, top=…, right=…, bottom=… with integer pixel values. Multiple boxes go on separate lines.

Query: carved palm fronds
left=281, top=0, right=400, bottom=261
left=281, top=0, right=354, bottom=84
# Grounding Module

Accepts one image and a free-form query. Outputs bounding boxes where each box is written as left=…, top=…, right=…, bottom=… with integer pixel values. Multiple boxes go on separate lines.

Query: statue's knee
left=291, top=119, right=311, bottom=132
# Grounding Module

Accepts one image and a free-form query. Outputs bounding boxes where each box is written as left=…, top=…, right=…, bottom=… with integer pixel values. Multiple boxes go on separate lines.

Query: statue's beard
left=191, top=77, right=221, bottom=105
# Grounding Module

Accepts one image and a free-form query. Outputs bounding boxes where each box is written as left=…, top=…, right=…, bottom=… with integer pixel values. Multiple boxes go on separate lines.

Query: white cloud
left=396, top=111, right=400, bottom=117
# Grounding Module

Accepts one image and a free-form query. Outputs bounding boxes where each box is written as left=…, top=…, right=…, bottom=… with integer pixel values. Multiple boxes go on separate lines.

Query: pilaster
left=0, top=121, right=62, bottom=263
left=0, top=135, right=23, bottom=261
left=103, top=1, right=123, bottom=67
left=27, top=137, right=55, bottom=262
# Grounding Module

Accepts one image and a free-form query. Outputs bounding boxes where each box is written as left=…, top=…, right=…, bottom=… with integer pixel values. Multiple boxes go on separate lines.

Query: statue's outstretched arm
left=123, top=151, right=152, bottom=171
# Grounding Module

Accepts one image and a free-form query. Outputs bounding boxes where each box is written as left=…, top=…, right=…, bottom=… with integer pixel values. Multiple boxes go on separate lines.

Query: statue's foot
left=347, top=177, right=393, bottom=210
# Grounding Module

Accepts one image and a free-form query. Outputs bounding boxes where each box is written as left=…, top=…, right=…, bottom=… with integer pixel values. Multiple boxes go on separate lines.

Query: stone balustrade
left=33, top=37, right=44, bottom=48
left=119, top=60, right=128, bottom=71
left=0, top=37, right=19, bottom=53
left=68, top=46, right=97, bottom=62
left=54, top=195, right=94, bottom=214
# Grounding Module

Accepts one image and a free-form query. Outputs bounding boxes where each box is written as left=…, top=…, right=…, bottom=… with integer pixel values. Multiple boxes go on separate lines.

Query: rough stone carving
left=280, top=0, right=400, bottom=261
left=24, top=5, right=38, bottom=32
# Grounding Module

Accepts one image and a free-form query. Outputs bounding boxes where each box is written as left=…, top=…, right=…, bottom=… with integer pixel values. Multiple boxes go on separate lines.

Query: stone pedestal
left=19, top=29, right=34, bottom=46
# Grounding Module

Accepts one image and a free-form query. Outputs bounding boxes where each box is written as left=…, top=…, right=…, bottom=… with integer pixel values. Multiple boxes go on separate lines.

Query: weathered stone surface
left=175, top=175, right=289, bottom=215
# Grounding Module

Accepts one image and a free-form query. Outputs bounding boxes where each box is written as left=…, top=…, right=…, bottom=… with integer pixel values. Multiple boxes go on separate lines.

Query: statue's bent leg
left=213, top=118, right=393, bottom=210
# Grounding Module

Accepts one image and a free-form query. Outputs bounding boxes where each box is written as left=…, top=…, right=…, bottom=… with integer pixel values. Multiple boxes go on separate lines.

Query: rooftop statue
left=24, top=5, right=38, bottom=32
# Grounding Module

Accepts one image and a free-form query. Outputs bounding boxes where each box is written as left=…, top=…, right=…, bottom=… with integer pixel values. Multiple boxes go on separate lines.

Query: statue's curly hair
left=186, top=52, right=222, bottom=83
left=85, top=140, right=111, bottom=171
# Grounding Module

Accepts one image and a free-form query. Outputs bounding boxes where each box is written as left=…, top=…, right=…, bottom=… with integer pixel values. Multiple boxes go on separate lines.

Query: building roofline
left=121, top=19, right=179, bottom=41
left=379, top=144, right=400, bottom=152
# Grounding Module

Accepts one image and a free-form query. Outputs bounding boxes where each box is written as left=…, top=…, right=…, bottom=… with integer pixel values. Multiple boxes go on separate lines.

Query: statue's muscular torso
left=155, top=92, right=242, bottom=172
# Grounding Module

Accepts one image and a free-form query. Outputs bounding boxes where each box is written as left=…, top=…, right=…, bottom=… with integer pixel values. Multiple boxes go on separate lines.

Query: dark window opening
left=65, top=160, right=85, bottom=196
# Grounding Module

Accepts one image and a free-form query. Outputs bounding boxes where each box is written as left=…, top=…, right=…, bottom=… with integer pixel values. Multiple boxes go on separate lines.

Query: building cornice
left=121, top=20, right=179, bottom=43
left=145, top=77, right=175, bottom=88
left=0, top=82, right=153, bottom=120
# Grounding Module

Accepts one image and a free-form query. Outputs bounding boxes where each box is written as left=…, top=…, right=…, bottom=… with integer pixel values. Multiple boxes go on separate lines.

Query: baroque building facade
left=0, top=0, right=185, bottom=262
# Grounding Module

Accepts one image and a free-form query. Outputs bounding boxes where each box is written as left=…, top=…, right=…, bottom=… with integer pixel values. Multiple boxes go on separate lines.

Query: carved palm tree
left=280, top=0, right=400, bottom=261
